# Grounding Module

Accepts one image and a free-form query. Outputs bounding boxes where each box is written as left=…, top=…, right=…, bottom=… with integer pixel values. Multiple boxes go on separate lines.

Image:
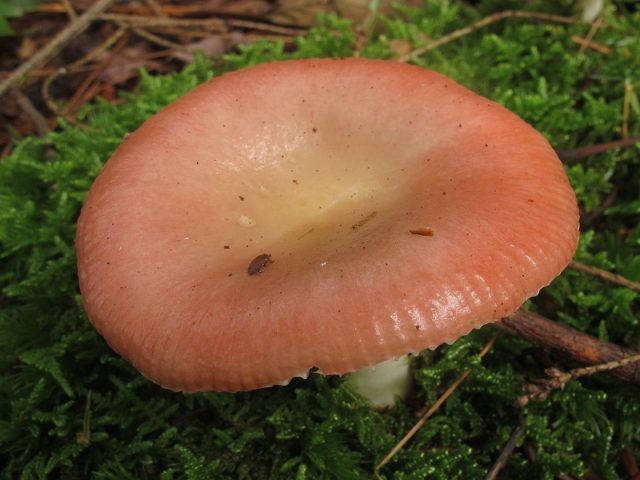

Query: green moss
left=1, top=1, right=639, bottom=478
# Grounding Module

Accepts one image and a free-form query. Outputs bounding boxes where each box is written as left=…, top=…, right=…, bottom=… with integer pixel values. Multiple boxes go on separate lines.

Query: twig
left=571, top=35, right=611, bottom=54
left=570, top=260, right=640, bottom=293
left=130, top=27, right=189, bottom=51
left=517, top=353, right=640, bottom=406
left=38, top=1, right=290, bottom=20
left=0, top=0, right=117, bottom=99
left=76, top=390, right=92, bottom=445
left=98, top=13, right=305, bottom=36
left=623, top=80, right=633, bottom=139
left=133, top=26, right=211, bottom=39
left=523, top=442, right=537, bottom=464
left=41, top=69, right=67, bottom=116
left=397, top=10, right=575, bottom=63
left=61, top=31, right=130, bottom=117
left=144, top=0, right=165, bottom=17
left=484, top=413, right=527, bottom=480
left=581, top=473, right=604, bottom=480
left=60, top=0, right=77, bottom=20
left=555, top=135, right=640, bottom=162
left=1, top=140, right=13, bottom=162
left=620, top=448, right=640, bottom=480
left=12, top=88, right=50, bottom=136
left=352, top=0, right=381, bottom=57
left=499, top=310, right=640, bottom=385
left=42, top=27, right=126, bottom=116
left=578, top=15, right=604, bottom=55
left=71, top=26, right=129, bottom=68
left=61, top=69, right=100, bottom=116
left=375, top=335, right=497, bottom=475
left=582, top=187, right=618, bottom=227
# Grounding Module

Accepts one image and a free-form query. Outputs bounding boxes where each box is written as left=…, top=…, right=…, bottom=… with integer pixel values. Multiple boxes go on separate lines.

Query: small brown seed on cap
left=248, top=254, right=273, bottom=275
left=351, top=211, right=377, bottom=230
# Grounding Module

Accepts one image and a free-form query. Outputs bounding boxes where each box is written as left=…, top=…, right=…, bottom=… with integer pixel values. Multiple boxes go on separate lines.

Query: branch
left=0, top=0, right=117, bottom=99
left=376, top=308, right=639, bottom=476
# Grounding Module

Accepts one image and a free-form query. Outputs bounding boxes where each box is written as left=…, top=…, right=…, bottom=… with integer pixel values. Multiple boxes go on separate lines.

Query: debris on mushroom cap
left=75, top=58, right=579, bottom=392
left=247, top=254, right=273, bottom=276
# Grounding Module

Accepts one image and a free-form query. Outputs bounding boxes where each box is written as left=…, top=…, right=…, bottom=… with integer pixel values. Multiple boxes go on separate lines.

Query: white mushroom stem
left=577, top=0, right=604, bottom=23
left=346, top=354, right=412, bottom=409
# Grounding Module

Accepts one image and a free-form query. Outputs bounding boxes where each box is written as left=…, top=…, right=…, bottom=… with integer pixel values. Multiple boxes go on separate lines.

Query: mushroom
left=76, top=59, right=579, bottom=403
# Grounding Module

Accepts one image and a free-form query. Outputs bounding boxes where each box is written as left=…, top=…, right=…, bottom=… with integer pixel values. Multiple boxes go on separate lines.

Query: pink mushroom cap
left=76, top=58, right=579, bottom=392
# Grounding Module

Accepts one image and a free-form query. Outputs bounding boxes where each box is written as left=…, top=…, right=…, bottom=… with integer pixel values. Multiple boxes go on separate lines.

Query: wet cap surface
left=76, top=58, right=579, bottom=392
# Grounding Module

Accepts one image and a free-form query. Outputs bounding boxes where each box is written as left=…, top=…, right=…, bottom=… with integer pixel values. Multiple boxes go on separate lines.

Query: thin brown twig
left=571, top=354, right=640, bottom=378
left=60, top=0, right=77, bottom=20
left=61, top=31, right=130, bottom=117
left=130, top=26, right=189, bottom=51
left=571, top=35, right=611, bottom=54
left=523, top=442, right=537, bottom=465
left=570, top=260, right=640, bottom=293
left=375, top=335, right=497, bottom=475
left=582, top=473, right=605, bottom=480
left=135, top=26, right=211, bottom=39
left=42, top=27, right=126, bottom=116
left=1, top=141, right=13, bottom=161
left=578, top=15, right=604, bottom=55
left=133, top=49, right=176, bottom=61
left=484, top=413, right=527, bottom=480
left=0, top=0, right=117, bottom=99
left=397, top=10, right=575, bottom=63
left=12, top=88, right=50, bottom=136
left=555, top=135, right=640, bottom=162
left=61, top=69, right=100, bottom=116
left=517, top=353, right=640, bottom=406
left=41, top=68, right=67, bottom=115
left=24, top=64, right=134, bottom=79
left=352, top=0, right=381, bottom=58
left=499, top=310, right=640, bottom=385
left=582, top=187, right=618, bottom=227
left=623, top=80, right=633, bottom=139
left=38, top=1, right=287, bottom=19
left=144, top=0, right=165, bottom=17
left=76, top=390, right=92, bottom=445
left=69, top=26, right=128, bottom=68
left=98, top=13, right=306, bottom=36
left=138, top=26, right=295, bottom=47
left=620, top=448, right=640, bottom=480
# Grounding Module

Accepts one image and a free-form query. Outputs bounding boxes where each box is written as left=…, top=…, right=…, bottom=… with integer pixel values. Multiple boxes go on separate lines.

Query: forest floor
left=1, top=1, right=639, bottom=479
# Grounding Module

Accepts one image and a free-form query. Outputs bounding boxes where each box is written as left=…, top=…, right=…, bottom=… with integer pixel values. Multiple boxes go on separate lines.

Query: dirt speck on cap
left=410, top=227, right=434, bottom=236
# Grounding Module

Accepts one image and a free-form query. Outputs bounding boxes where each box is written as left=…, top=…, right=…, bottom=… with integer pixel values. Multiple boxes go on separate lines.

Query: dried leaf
left=269, top=0, right=332, bottom=27
left=17, top=36, right=37, bottom=60
left=389, top=39, right=412, bottom=57
left=172, top=32, right=245, bottom=63
left=97, top=43, right=164, bottom=85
